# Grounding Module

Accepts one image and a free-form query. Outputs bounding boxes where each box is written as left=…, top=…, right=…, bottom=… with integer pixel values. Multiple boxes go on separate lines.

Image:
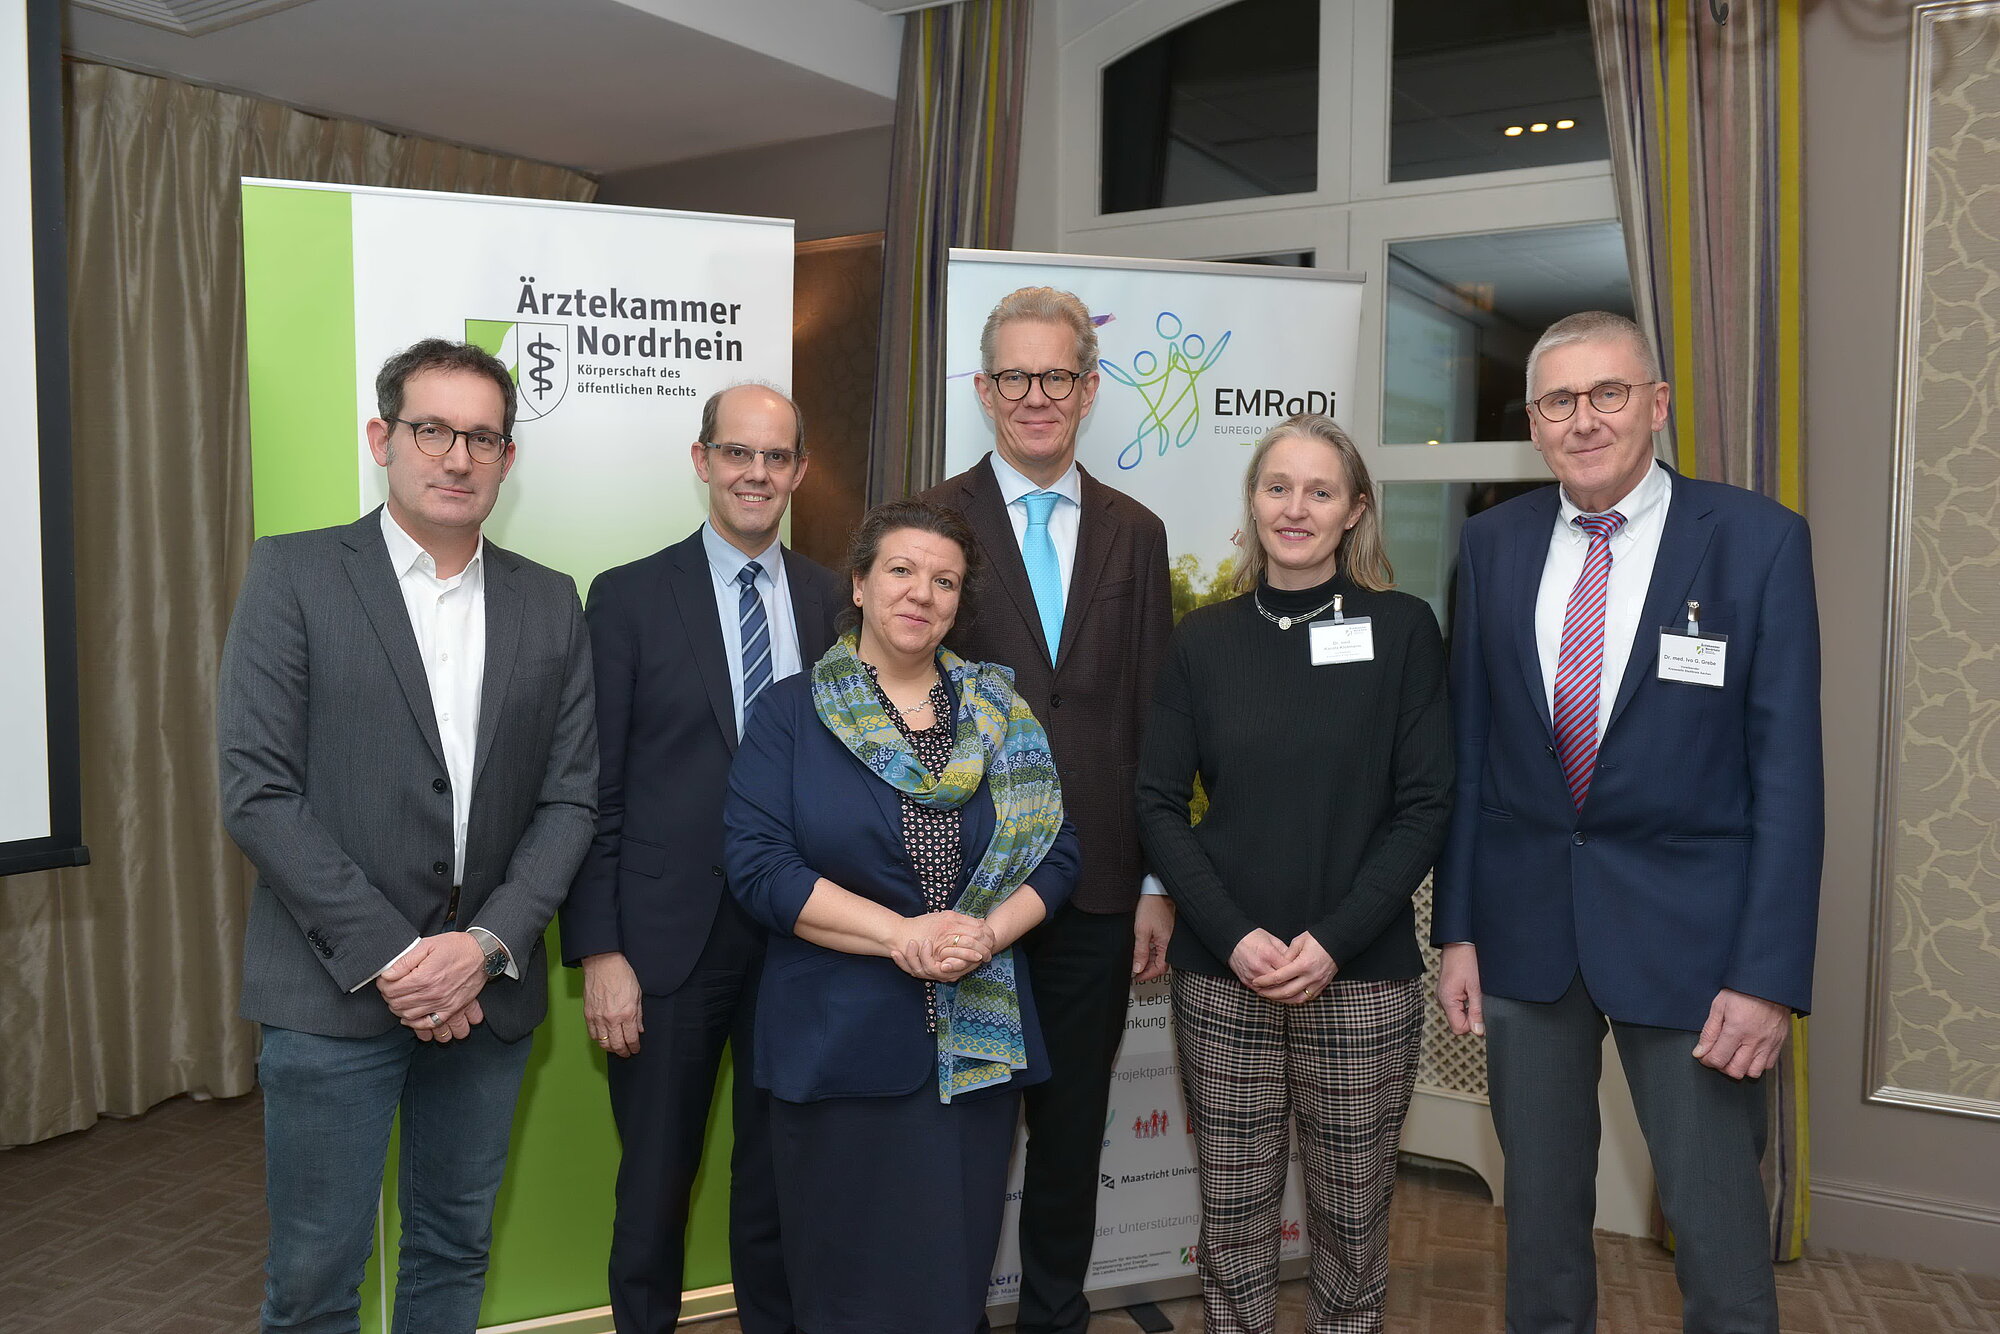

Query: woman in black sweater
left=1136, top=412, right=1452, bottom=1334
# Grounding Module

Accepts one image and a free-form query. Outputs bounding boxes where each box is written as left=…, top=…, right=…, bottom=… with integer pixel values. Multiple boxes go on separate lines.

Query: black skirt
left=770, top=1082, right=1021, bottom=1334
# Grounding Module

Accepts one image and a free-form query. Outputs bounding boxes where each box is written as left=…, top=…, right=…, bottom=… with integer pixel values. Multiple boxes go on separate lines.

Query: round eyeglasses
left=1527, top=380, right=1661, bottom=423
left=987, top=368, right=1085, bottom=401
left=388, top=417, right=511, bottom=464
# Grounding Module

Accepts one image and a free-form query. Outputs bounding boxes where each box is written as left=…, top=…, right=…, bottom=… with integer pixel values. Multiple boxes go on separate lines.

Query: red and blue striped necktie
left=1552, top=510, right=1628, bottom=809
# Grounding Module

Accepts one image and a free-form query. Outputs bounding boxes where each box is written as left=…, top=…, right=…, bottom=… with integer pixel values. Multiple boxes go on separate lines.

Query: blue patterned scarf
left=811, top=631, right=1064, bottom=1101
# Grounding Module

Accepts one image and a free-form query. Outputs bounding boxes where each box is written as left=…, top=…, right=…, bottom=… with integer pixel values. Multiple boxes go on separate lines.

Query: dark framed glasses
left=1527, top=380, right=1661, bottom=423
left=986, top=368, right=1085, bottom=401
left=387, top=417, right=511, bottom=463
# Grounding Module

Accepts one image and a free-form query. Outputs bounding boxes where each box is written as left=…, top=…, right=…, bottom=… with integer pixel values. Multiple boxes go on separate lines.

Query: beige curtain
left=0, top=61, right=595, bottom=1148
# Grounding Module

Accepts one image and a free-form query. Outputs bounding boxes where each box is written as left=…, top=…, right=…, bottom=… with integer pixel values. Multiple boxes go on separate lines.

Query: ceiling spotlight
left=1556, top=118, right=1576, bottom=130
left=1530, top=122, right=1549, bottom=133
left=1504, top=125, right=1524, bottom=137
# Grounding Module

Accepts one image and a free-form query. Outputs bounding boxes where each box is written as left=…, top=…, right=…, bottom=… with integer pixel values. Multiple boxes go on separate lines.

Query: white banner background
left=343, top=186, right=794, bottom=587
left=946, top=250, right=1365, bottom=1307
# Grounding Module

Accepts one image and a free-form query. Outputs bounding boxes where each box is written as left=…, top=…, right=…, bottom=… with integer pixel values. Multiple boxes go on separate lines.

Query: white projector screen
left=0, top=0, right=84, bottom=876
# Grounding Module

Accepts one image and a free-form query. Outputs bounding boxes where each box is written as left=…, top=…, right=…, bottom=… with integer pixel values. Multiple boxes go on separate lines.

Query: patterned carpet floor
left=3, top=1092, right=1995, bottom=1332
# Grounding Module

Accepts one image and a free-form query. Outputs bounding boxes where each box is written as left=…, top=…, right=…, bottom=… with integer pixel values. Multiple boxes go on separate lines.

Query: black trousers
left=1484, top=974, right=1777, bottom=1334
left=1005, top=902, right=1136, bottom=1334
left=605, top=897, right=792, bottom=1334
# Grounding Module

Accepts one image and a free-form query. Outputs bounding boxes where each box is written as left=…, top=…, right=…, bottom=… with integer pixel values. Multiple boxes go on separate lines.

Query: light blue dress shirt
left=702, top=521, right=802, bottom=738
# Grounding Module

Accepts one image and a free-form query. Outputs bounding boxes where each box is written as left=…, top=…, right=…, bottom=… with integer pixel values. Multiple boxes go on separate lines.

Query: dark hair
left=375, top=338, right=519, bottom=435
left=836, top=497, right=980, bottom=635
left=699, top=382, right=806, bottom=453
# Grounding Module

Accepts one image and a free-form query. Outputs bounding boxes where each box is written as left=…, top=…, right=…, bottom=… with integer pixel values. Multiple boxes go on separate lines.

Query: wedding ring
left=427, top=1012, right=443, bottom=1027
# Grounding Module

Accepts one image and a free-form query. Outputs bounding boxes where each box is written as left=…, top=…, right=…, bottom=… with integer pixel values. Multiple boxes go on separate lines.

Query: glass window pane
left=1381, top=480, right=1553, bottom=632
left=1382, top=222, right=1631, bottom=444
left=1101, top=0, right=1318, bottom=215
left=1390, top=0, right=1607, bottom=182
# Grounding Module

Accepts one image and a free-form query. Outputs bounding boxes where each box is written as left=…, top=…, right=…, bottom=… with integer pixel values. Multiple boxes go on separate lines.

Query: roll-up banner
left=241, top=178, right=792, bottom=1332
left=943, top=248, right=1367, bottom=1313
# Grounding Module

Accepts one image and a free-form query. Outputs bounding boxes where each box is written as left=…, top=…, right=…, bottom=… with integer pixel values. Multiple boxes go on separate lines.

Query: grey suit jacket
left=219, top=508, right=597, bottom=1041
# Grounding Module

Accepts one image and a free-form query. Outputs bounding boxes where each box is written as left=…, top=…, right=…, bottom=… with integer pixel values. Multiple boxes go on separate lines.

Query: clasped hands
left=1230, top=928, right=1336, bottom=1004
left=891, top=910, right=997, bottom=983
left=376, top=932, right=488, bottom=1043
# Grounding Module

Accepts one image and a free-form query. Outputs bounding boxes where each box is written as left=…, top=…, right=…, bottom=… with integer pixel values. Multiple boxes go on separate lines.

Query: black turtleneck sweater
left=1135, top=571, right=1453, bottom=980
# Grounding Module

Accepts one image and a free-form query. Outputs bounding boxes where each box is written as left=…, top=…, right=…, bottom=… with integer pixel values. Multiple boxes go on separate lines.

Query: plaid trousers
left=1171, top=969, right=1423, bottom=1334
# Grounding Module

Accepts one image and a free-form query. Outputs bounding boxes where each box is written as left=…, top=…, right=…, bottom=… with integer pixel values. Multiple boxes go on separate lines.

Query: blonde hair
left=1233, top=414, right=1393, bottom=594
left=979, top=286, right=1099, bottom=373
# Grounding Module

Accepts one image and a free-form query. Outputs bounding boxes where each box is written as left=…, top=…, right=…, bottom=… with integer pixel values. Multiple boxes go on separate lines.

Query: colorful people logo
left=1099, top=311, right=1232, bottom=471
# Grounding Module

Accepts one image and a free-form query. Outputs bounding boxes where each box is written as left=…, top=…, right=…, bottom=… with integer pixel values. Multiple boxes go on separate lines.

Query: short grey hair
left=979, top=286, right=1100, bottom=374
left=1525, top=311, right=1662, bottom=400
left=699, top=381, right=805, bottom=453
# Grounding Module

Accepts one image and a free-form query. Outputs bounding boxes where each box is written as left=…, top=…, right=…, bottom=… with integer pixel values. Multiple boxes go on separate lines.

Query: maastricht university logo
left=466, top=319, right=569, bottom=421
left=1099, top=311, right=1233, bottom=472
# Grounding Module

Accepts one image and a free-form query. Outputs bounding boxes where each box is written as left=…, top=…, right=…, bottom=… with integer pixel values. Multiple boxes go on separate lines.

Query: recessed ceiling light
left=1556, top=118, right=1576, bottom=130
left=1504, top=126, right=1524, bottom=137
left=1530, top=123, right=1549, bottom=133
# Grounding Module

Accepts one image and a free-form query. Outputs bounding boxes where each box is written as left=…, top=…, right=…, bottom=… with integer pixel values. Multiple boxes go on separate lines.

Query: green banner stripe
left=242, top=184, right=361, bottom=537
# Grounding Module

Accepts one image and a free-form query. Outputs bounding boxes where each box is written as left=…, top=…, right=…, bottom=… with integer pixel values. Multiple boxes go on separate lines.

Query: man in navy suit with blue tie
left=561, top=384, right=841, bottom=1334
left=1433, top=312, right=1822, bottom=1334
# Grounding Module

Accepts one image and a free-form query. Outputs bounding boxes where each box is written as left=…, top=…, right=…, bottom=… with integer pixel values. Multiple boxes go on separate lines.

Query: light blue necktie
left=1020, top=490, right=1065, bottom=658
left=736, top=564, right=772, bottom=724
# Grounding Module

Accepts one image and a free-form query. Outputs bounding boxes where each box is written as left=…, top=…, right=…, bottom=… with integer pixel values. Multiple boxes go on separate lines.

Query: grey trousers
left=1484, top=975, right=1777, bottom=1334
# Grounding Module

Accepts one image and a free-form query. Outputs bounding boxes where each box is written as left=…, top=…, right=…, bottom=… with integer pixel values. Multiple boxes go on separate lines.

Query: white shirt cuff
left=1139, top=875, right=1170, bottom=898
left=351, top=937, right=421, bottom=993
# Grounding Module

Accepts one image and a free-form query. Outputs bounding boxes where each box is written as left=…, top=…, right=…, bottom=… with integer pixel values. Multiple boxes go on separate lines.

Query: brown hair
left=978, top=286, right=1099, bottom=373
left=1232, top=413, right=1394, bottom=594
left=836, top=497, right=981, bottom=635
left=375, top=338, right=518, bottom=434
left=699, top=382, right=806, bottom=454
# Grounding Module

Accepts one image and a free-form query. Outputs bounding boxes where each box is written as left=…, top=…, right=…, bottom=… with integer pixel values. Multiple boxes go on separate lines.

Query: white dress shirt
left=702, top=520, right=803, bottom=737
left=365, top=507, right=514, bottom=988
left=1534, top=461, right=1673, bottom=743
left=987, top=454, right=1167, bottom=899
left=989, top=450, right=1081, bottom=595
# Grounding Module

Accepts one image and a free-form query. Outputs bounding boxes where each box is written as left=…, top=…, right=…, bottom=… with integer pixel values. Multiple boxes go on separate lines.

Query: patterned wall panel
left=1871, top=0, right=2000, bottom=1119
left=1414, top=876, right=1488, bottom=1099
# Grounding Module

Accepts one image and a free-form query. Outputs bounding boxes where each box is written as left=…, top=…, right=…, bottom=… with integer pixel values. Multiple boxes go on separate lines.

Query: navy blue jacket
left=558, top=529, right=843, bottom=995
left=723, top=671, right=1081, bottom=1102
left=1431, top=471, right=1824, bottom=1031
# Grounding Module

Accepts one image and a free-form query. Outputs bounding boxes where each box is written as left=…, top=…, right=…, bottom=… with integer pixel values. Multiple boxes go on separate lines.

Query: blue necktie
left=1021, top=490, right=1065, bottom=658
left=736, top=564, right=772, bottom=724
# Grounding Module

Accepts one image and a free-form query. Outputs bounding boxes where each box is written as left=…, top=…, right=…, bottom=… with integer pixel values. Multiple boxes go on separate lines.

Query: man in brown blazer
left=920, top=286, right=1175, bottom=1334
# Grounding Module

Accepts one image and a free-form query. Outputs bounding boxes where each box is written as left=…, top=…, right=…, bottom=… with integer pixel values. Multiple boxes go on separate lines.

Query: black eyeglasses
left=702, top=443, right=804, bottom=473
left=388, top=417, right=512, bottom=464
left=986, top=368, right=1085, bottom=401
left=1527, top=380, right=1661, bottom=423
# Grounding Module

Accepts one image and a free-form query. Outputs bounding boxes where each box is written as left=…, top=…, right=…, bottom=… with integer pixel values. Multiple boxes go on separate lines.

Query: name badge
left=1309, top=617, right=1374, bottom=665
left=1658, top=629, right=1727, bottom=687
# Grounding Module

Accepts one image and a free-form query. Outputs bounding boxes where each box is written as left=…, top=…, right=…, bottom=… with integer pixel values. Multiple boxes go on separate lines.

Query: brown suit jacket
left=921, top=455, right=1173, bottom=912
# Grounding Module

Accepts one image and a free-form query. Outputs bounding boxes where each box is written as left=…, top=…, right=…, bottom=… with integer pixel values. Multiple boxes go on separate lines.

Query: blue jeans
left=258, top=1022, right=534, bottom=1334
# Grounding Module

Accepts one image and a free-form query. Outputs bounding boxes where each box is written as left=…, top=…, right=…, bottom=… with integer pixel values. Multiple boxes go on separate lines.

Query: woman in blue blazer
left=724, top=497, right=1079, bottom=1334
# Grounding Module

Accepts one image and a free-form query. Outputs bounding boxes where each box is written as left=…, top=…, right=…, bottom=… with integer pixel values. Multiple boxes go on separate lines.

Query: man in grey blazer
left=220, top=338, right=597, bottom=1334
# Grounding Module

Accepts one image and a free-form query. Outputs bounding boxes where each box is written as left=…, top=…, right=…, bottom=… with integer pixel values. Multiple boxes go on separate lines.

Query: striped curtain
left=1588, top=0, right=1811, bottom=1260
left=867, top=0, right=1033, bottom=502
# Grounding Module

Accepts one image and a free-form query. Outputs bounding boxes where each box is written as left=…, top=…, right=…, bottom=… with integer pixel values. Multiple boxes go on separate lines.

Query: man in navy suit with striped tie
left=1433, top=312, right=1823, bottom=1334
left=562, top=383, right=842, bottom=1334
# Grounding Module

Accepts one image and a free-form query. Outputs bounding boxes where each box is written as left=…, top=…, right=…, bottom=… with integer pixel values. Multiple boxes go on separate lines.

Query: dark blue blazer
left=1431, top=471, right=1823, bottom=1032
left=723, top=671, right=1081, bottom=1103
left=559, top=529, right=842, bottom=994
